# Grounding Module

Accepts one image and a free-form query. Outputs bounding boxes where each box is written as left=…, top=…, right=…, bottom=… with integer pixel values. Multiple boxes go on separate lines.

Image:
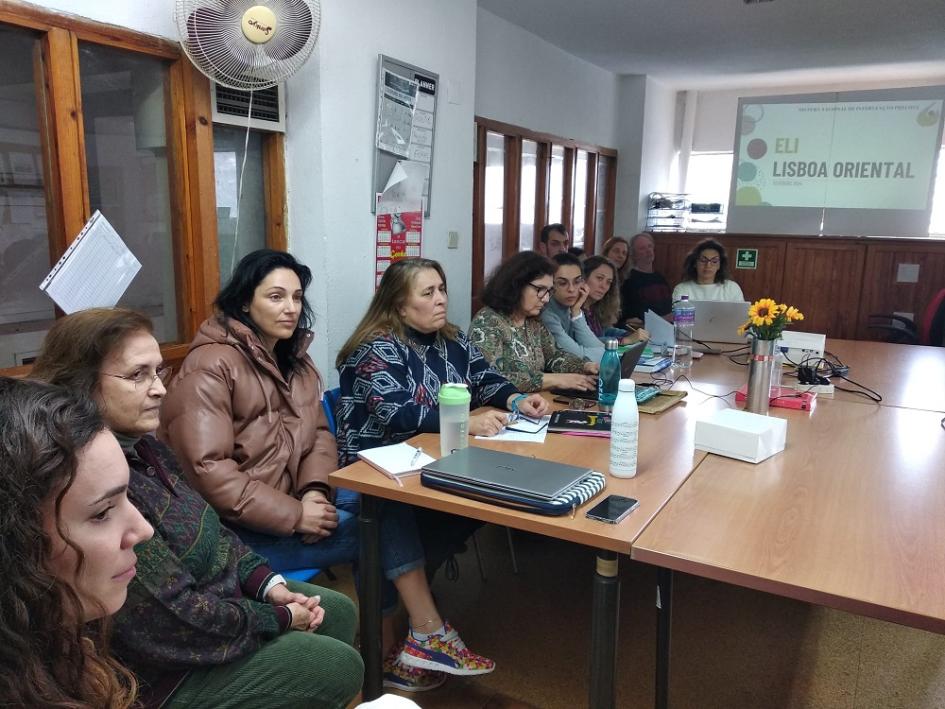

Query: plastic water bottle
left=597, top=338, right=621, bottom=412
left=673, top=296, right=695, bottom=372
left=609, top=379, right=639, bottom=478
left=438, top=383, right=470, bottom=457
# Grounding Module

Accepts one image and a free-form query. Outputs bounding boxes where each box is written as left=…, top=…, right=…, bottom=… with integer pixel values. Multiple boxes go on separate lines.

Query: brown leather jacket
left=160, top=317, right=336, bottom=536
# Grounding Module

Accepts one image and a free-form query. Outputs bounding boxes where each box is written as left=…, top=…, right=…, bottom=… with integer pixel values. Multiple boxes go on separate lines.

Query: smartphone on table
left=585, top=494, right=640, bottom=524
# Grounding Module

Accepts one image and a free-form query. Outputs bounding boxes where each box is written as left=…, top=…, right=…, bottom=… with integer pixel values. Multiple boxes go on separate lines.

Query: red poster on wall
left=375, top=200, right=422, bottom=287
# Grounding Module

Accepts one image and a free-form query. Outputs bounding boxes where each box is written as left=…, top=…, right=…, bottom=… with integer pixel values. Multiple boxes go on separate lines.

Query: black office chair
left=868, top=288, right=945, bottom=347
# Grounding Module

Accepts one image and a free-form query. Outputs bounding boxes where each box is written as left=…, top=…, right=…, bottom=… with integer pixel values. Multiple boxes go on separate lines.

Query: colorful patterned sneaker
left=383, top=642, right=447, bottom=692
left=400, top=621, right=496, bottom=676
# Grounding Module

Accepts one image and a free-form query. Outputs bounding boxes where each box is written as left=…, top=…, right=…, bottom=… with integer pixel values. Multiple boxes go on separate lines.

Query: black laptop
left=550, top=340, right=647, bottom=401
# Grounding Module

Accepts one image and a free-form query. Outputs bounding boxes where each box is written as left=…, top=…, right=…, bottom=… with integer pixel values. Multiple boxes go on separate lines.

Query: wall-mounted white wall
left=613, top=76, right=679, bottom=236
left=23, top=0, right=175, bottom=38
left=288, top=0, right=478, bottom=383
left=475, top=8, right=618, bottom=150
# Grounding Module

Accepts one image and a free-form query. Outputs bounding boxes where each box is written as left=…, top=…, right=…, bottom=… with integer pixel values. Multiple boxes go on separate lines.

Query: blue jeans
left=234, top=490, right=426, bottom=612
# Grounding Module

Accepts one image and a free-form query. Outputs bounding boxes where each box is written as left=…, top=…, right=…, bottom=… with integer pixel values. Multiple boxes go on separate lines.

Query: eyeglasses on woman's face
left=697, top=256, right=720, bottom=265
left=101, top=365, right=172, bottom=389
left=526, top=282, right=553, bottom=300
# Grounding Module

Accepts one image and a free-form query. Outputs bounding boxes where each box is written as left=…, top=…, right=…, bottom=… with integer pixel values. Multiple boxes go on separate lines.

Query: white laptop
left=691, top=301, right=750, bottom=344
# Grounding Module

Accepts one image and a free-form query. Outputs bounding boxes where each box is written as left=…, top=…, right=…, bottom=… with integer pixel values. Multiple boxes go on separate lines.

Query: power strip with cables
left=789, top=382, right=834, bottom=397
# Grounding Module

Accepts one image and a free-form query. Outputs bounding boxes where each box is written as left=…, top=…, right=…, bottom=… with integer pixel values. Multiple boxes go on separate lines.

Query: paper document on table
left=645, top=309, right=675, bottom=347
left=39, top=211, right=141, bottom=314
left=476, top=415, right=551, bottom=443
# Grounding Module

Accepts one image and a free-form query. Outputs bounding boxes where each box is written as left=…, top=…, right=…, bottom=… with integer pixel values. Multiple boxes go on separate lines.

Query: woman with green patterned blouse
left=469, top=251, right=598, bottom=393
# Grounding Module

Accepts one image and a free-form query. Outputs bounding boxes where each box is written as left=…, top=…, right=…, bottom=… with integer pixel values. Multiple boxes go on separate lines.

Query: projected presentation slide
left=727, top=87, right=945, bottom=236
left=734, top=100, right=942, bottom=209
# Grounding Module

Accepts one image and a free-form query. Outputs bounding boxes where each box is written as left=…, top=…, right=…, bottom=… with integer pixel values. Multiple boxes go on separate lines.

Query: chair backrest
left=322, top=386, right=341, bottom=434
left=920, top=288, right=945, bottom=347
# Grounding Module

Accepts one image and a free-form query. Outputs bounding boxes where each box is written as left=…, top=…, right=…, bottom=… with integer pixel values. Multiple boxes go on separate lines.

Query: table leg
left=655, top=567, right=674, bottom=709
left=359, top=494, right=382, bottom=701
left=589, top=550, right=620, bottom=709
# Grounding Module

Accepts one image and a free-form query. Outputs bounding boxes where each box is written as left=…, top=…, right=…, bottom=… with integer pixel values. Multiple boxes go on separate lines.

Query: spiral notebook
left=357, top=442, right=436, bottom=485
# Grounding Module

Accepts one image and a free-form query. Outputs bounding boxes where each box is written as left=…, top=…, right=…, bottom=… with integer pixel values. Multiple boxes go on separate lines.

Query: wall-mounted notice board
left=373, top=54, right=439, bottom=217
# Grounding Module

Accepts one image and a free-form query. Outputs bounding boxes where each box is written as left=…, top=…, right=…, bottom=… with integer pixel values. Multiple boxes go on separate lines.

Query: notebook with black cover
left=550, top=340, right=647, bottom=400
left=421, top=447, right=594, bottom=501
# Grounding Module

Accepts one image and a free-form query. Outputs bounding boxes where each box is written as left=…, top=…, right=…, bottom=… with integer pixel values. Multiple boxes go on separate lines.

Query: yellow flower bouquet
left=738, top=298, right=804, bottom=341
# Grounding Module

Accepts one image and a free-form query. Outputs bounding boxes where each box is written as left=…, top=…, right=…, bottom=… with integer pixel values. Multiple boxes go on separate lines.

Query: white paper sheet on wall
left=39, top=210, right=141, bottom=314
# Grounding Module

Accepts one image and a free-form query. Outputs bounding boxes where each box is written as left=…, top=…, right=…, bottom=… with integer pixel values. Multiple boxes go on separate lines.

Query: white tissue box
left=694, top=409, right=786, bottom=463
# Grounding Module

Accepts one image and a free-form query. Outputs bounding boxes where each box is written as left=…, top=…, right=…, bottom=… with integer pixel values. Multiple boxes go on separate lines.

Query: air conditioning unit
left=211, top=82, right=285, bottom=133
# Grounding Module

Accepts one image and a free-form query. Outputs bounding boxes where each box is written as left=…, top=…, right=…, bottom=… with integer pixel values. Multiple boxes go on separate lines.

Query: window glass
left=548, top=144, right=564, bottom=225
left=572, top=149, right=588, bottom=248
left=595, top=155, right=612, bottom=250
left=483, top=132, right=505, bottom=280
left=685, top=151, right=733, bottom=226
left=0, top=26, right=52, bottom=368
left=214, top=124, right=266, bottom=280
left=79, top=43, right=178, bottom=342
left=519, top=139, right=537, bottom=251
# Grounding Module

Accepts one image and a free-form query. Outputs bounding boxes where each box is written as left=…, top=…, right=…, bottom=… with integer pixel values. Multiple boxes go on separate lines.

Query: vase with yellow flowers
left=738, top=299, right=805, bottom=414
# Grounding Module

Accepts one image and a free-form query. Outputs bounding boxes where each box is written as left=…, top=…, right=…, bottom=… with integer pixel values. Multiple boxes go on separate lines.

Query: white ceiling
left=477, top=0, right=945, bottom=89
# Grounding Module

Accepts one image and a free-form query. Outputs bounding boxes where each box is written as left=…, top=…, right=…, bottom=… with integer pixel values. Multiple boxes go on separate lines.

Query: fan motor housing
left=242, top=5, right=278, bottom=43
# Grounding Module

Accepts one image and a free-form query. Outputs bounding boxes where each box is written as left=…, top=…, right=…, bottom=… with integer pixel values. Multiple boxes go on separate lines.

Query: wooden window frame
left=472, top=115, right=617, bottom=311
left=0, top=2, right=288, bottom=376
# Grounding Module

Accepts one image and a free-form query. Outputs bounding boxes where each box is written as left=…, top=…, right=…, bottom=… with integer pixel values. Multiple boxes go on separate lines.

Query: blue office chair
left=274, top=387, right=345, bottom=585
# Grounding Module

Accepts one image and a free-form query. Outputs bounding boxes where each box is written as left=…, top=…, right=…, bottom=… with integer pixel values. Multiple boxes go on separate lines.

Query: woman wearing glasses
left=469, top=250, right=597, bottom=393
left=31, top=308, right=363, bottom=709
left=672, top=238, right=745, bottom=302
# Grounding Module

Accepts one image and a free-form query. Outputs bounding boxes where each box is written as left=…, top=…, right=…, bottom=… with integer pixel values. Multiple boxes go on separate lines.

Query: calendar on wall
left=372, top=55, right=438, bottom=218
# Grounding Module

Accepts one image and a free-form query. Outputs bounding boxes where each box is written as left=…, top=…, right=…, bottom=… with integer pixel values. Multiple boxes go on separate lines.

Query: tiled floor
left=324, top=525, right=945, bottom=708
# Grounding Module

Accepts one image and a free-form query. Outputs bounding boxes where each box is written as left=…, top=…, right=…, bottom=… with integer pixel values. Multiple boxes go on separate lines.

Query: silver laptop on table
left=691, top=301, right=750, bottom=344
left=422, top=447, right=593, bottom=501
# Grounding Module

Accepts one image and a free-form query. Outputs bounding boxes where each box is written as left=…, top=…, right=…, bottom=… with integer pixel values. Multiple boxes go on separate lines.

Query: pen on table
left=409, top=446, right=423, bottom=467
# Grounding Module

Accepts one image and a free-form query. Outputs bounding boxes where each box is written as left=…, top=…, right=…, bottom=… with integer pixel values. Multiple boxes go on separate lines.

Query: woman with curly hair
left=469, top=250, right=597, bottom=393
left=0, top=376, right=153, bottom=708
left=672, top=238, right=745, bottom=302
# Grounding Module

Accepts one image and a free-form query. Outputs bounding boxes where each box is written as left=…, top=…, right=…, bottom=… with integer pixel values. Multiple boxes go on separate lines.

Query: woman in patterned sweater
left=335, top=257, right=548, bottom=686
left=32, top=308, right=363, bottom=709
left=469, top=250, right=598, bottom=393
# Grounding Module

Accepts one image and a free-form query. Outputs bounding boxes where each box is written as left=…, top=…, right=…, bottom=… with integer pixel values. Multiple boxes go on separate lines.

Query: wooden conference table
left=330, top=339, right=945, bottom=708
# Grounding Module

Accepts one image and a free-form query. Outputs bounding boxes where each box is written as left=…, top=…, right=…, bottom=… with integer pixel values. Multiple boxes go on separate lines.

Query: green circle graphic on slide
left=735, top=186, right=763, bottom=206
left=917, top=104, right=939, bottom=127
left=741, top=116, right=756, bottom=134
left=738, top=162, right=758, bottom=182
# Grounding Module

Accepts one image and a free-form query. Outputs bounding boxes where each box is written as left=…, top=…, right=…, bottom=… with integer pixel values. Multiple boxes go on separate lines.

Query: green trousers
left=164, top=581, right=364, bottom=709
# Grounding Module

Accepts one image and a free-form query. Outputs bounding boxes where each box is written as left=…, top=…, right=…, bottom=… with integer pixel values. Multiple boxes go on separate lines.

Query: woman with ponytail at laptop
left=673, top=238, right=744, bottom=302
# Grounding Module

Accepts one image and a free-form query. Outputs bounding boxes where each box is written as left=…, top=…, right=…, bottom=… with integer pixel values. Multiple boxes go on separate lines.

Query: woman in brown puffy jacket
left=161, top=249, right=494, bottom=692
